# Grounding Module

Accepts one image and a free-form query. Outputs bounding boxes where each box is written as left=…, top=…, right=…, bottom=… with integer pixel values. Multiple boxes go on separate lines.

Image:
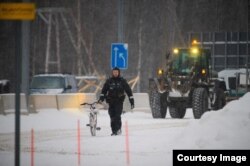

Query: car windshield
left=171, top=49, right=200, bottom=75
left=31, top=76, right=65, bottom=89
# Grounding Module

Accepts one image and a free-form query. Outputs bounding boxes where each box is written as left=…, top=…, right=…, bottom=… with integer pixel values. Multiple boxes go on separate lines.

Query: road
left=0, top=109, right=196, bottom=166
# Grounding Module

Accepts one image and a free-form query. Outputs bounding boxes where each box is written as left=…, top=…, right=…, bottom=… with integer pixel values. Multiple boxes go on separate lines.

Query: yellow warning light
left=173, top=48, right=179, bottom=54
left=191, top=47, right=199, bottom=54
left=192, top=40, right=198, bottom=45
left=201, top=69, right=206, bottom=75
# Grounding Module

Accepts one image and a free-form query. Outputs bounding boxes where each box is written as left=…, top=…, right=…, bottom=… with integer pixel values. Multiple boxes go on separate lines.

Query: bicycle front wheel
left=90, top=113, right=97, bottom=136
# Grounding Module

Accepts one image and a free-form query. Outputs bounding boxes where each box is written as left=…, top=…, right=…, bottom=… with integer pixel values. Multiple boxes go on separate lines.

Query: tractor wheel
left=149, top=82, right=167, bottom=118
left=149, top=90, right=168, bottom=118
left=213, top=88, right=226, bottom=110
left=169, top=106, right=186, bottom=119
left=192, top=88, right=208, bottom=119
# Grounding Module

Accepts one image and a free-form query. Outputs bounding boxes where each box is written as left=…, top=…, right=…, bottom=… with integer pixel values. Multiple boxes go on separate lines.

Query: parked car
left=30, top=74, right=78, bottom=94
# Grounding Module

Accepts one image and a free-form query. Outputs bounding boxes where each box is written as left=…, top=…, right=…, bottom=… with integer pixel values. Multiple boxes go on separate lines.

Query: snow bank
left=175, top=92, right=250, bottom=149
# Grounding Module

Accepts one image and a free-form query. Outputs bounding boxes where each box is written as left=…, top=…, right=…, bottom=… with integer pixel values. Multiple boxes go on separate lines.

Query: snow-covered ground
left=1, top=93, right=250, bottom=166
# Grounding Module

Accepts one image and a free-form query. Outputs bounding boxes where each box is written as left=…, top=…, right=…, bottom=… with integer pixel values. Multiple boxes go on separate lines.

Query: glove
left=98, top=95, right=105, bottom=103
left=129, top=97, right=134, bottom=109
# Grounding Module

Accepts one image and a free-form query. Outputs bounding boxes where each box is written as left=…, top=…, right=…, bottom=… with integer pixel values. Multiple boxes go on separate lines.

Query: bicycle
left=80, top=101, right=101, bottom=136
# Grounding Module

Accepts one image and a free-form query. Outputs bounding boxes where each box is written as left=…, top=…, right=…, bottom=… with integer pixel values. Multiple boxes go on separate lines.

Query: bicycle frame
left=81, top=102, right=101, bottom=136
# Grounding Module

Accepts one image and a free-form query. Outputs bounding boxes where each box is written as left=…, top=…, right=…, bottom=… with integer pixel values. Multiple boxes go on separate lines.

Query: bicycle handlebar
left=80, top=101, right=102, bottom=109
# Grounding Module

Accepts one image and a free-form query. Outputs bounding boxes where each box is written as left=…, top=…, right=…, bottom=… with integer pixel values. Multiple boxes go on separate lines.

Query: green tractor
left=148, top=46, right=226, bottom=119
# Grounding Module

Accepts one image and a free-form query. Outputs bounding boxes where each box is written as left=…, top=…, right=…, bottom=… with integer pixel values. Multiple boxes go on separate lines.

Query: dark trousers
left=108, top=100, right=123, bottom=133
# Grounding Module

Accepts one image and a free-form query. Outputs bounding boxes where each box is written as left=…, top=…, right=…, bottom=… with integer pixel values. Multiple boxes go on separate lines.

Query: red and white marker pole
left=125, top=121, right=130, bottom=166
left=31, top=128, right=34, bottom=166
left=77, top=119, right=81, bottom=166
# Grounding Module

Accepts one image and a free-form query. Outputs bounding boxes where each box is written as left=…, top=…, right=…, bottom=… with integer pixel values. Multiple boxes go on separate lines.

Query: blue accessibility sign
left=111, top=43, right=128, bottom=69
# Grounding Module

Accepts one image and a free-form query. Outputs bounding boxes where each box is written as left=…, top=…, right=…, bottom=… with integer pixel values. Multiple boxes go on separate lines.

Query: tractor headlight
left=158, top=69, right=164, bottom=75
left=173, top=48, right=179, bottom=54
left=201, top=69, right=206, bottom=75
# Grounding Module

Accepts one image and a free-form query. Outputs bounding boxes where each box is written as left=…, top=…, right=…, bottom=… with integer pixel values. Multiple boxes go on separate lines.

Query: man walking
left=98, top=67, right=134, bottom=136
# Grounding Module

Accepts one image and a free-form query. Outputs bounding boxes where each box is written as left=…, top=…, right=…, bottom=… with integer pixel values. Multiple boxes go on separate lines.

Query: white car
left=30, top=74, right=78, bottom=94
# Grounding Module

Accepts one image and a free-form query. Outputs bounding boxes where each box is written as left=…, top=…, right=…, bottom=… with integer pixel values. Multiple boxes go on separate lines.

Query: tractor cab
left=169, top=47, right=211, bottom=81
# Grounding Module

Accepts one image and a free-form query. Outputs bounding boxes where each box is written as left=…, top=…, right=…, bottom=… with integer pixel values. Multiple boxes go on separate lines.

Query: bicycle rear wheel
left=90, top=113, right=97, bottom=136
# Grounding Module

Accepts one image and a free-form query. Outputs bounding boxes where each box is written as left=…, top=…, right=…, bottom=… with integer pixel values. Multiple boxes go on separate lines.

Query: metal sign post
left=15, top=20, right=22, bottom=166
left=0, top=2, right=35, bottom=166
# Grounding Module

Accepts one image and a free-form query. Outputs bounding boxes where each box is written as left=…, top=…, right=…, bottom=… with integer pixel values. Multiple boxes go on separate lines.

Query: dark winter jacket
left=100, top=76, right=133, bottom=103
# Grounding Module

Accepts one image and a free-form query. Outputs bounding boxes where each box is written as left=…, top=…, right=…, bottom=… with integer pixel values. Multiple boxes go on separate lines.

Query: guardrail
left=0, top=93, right=150, bottom=114
left=29, top=93, right=96, bottom=112
left=0, top=93, right=28, bottom=115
